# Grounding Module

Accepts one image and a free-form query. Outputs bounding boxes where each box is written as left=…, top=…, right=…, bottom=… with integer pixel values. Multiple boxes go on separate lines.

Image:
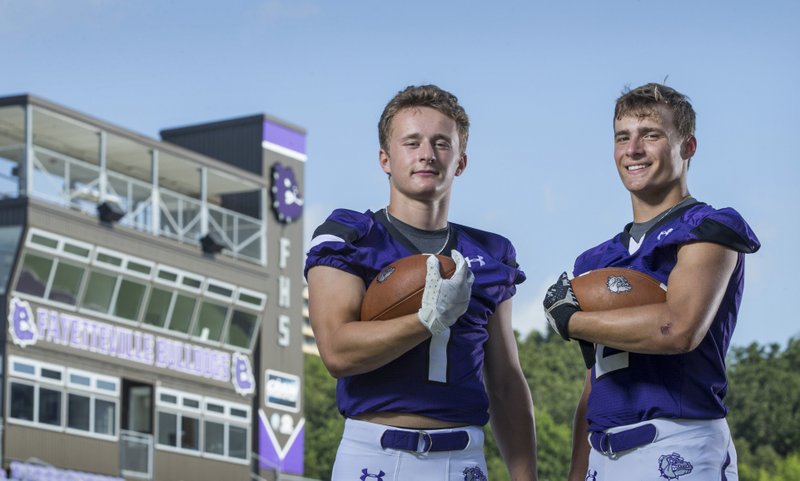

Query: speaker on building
left=201, top=232, right=225, bottom=254
left=97, top=200, right=125, bottom=223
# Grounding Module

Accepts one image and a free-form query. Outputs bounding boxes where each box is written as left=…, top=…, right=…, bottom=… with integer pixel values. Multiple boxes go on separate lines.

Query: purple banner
left=263, top=120, right=306, bottom=154
left=7, top=297, right=255, bottom=392
left=258, top=410, right=304, bottom=475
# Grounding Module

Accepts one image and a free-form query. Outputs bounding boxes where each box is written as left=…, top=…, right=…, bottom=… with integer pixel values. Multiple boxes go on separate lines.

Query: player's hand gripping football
left=544, top=272, right=598, bottom=369
left=543, top=272, right=581, bottom=340
left=418, top=249, right=474, bottom=335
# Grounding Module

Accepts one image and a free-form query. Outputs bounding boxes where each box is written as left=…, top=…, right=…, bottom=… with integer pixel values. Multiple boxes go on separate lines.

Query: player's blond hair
left=378, top=84, right=470, bottom=156
left=615, top=83, right=696, bottom=139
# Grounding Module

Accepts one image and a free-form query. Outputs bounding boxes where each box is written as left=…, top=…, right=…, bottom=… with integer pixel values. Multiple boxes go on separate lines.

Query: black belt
left=380, top=429, right=470, bottom=453
left=590, top=423, right=657, bottom=456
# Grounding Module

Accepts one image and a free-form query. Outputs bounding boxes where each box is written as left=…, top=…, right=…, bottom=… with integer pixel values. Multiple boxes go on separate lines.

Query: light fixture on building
left=200, top=232, right=225, bottom=254
left=97, top=200, right=125, bottom=223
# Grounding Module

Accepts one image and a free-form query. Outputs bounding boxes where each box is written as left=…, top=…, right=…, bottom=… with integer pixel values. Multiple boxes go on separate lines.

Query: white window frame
left=6, top=357, right=118, bottom=441
left=204, top=278, right=236, bottom=303
left=235, top=288, right=266, bottom=311
left=155, top=388, right=250, bottom=463
left=64, top=367, right=120, bottom=440
left=26, top=228, right=93, bottom=263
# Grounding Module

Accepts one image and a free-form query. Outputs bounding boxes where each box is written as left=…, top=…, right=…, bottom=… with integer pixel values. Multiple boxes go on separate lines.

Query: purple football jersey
left=574, top=203, right=760, bottom=432
left=305, top=209, right=525, bottom=425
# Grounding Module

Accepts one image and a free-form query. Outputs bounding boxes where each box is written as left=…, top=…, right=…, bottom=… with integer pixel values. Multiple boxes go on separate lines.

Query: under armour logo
left=585, top=469, right=598, bottom=481
left=657, top=228, right=674, bottom=241
left=360, top=468, right=385, bottom=481
left=465, top=256, right=485, bottom=267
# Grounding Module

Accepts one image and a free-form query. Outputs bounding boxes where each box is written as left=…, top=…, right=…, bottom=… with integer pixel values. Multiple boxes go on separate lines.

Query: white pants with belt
left=331, top=418, right=488, bottom=481
left=587, top=418, right=738, bottom=481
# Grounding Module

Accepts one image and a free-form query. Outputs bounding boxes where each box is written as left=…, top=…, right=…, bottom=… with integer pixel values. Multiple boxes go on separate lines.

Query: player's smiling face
left=379, top=107, right=466, bottom=201
left=613, top=105, right=694, bottom=198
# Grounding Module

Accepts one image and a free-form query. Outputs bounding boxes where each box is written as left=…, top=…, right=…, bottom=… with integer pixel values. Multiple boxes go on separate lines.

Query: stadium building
left=0, top=94, right=307, bottom=481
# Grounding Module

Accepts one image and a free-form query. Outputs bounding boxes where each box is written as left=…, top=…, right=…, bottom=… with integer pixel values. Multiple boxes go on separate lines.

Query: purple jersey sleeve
left=304, top=209, right=525, bottom=425
left=574, top=203, right=760, bottom=431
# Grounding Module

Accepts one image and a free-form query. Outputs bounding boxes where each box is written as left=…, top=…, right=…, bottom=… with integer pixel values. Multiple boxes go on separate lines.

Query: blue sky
left=2, top=0, right=797, bottom=347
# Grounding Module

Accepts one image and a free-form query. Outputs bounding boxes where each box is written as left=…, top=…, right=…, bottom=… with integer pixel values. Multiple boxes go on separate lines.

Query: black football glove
left=543, top=272, right=581, bottom=341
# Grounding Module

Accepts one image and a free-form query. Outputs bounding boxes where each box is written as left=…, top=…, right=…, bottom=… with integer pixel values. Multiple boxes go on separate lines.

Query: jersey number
left=428, top=330, right=451, bottom=383
left=595, top=344, right=629, bottom=378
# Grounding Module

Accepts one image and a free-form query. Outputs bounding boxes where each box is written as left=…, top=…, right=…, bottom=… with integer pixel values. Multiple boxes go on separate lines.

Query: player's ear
left=455, top=153, right=467, bottom=176
left=681, top=135, right=697, bottom=160
left=379, top=149, right=391, bottom=175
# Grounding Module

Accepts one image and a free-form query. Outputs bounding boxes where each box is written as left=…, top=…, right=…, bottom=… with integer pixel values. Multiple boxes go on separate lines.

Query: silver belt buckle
left=418, top=430, right=432, bottom=454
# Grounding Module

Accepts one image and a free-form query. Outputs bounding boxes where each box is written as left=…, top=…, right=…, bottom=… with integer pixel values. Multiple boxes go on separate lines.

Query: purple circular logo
left=271, top=163, right=304, bottom=223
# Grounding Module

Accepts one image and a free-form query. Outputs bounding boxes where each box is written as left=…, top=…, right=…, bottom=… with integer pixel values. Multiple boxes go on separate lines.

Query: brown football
left=360, top=254, right=457, bottom=322
left=571, top=267, right=667, bottom=311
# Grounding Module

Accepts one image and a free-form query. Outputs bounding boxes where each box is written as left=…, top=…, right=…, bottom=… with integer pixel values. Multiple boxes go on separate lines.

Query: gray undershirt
left=629, top=196, right=698, bottom=242
left=385, top=212, right=450, bottom=254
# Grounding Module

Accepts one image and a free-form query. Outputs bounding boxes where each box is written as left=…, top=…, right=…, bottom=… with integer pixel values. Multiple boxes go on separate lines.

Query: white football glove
left=418, top=249, right=474, bottom=335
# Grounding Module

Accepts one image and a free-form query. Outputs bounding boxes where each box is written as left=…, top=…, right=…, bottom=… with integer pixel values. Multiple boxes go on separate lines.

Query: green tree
left=482, top=409, right=570, bottom=481
left=303, top=354, right=342, bottom=481
left=727, top=338, right=800, bottom=458
left=518, top=330, right=587, bottom=426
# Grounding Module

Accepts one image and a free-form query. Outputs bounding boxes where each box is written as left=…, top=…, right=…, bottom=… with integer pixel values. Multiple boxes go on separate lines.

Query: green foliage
left=482, top=412, right=572, bottom=481
left=533, top=409, right=573, bottom=481
left=739, top=453, right=800, bottom=481
left=303, top=354, right=342, bottom=481
left=517, top=330, right=587, bottom=426
left=469, top=330, right=585, bottom=480
left=727, top=338, right=800, bottom=457
left=303, top=336, right=800, bottom=481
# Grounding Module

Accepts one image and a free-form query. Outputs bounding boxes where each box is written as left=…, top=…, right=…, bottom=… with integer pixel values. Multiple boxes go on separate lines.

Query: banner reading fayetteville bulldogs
left=8, top=296, right=255, bottom=395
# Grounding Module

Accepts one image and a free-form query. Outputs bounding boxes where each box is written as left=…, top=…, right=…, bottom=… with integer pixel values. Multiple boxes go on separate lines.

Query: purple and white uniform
left=306, top=209, right=524, bottom=481
left=305, top=208, right=525, bottom=425
left=574, top=202, right=760, bottom=480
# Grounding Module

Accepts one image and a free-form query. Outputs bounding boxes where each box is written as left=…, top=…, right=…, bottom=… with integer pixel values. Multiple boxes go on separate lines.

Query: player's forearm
left=568, top=303, right=701, bottom=354
left=569, top=375, right=591, bottom=481
left=316, top=313, right=431, bottom=377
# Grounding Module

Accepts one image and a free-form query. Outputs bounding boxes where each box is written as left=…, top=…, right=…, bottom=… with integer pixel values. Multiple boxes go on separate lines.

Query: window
left=16, top=253, right=53, bottom=297
left=167, top=294, right=196, bottom=334
left=156, top=389, right=250, bottom=463
left=68, top=393, right=91, bottom=431
left=10, top=382, right=34, bottom=421
left=156, top=389, right=200, bottom=453
left=65, top=369, right=119, bottom=437
left=82, top=270, right=117, bottom=313
left=0, top=225, right=23, bottom=296
left=14, top=229, right=267, bottom=351
left=181, top=416, right=200, bottom=451
left=229, top=425, right=248, bottom=459
left=158, top=411, right=178, bottom=447
left=194, top=301, right=228, bottom=342
left=7, top=358, right=119, bottom=440
left=143, top=288, right=172, bottom=328
left=95, top=399, right=116, bottom=435
left=8, top=357, right=65, bottom=429
left=226, top=309, right=259, bottom=349
left=114, top=278, right=147, bottom=321
left=39, top=387, right=62, bottom=426
left=204, top=420, right=225, bottom=455
left=48, top=261, right=85, bottom=305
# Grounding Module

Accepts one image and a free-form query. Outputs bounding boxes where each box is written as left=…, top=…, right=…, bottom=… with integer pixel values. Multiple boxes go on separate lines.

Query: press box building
left=0, top=94, right=307, bottom=481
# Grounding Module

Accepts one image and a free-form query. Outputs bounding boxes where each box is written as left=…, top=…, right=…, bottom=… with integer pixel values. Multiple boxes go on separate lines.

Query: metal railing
left=22, top=146, right=265, bottom=264
left=120, top=430, right=153, bottom=479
